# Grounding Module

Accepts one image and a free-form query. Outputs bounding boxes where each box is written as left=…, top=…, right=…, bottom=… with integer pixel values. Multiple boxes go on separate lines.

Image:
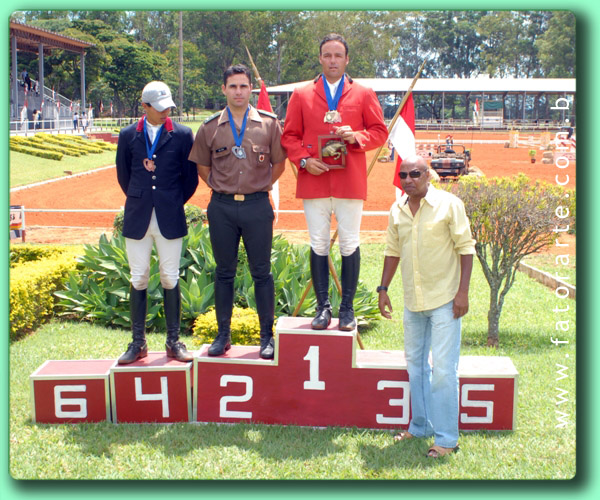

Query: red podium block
left=110, top=352, right=192, bottom=423
left=30, top=359, right=114, bottom=423
left=458, top=356, right=519, bottom=430
left=194, top=317, right=413, bottom=429
left=194, top=316, right=518, bottom=430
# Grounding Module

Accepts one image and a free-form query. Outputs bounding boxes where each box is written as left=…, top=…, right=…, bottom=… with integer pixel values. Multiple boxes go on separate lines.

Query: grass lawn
left=9, top=244, right=576, bottom=480
left=9, top=120, right=207, bottom=188
left=10, top=150, right=118, bottom=188
left=523, top=254, right=576, bottom=286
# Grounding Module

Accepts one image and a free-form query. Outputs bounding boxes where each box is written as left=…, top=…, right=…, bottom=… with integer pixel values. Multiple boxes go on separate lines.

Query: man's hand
left=334, top=125, right=357, bottom=144
left=452, top=289, right=469, bottom=318
left=304, top=157, right=330, bottom=175
left=378, top=291, right=393, bottom=319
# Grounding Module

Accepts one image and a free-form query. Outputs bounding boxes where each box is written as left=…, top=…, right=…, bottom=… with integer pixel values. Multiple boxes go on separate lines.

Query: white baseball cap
left=141, top=81, right=176, bottom=111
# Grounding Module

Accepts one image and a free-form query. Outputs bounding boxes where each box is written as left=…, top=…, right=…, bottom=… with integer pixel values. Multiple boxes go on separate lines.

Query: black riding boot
left=118, top=286, right=149, bottom=364
left=164, top=283, right=193, bottom=362
left=310, top=249, right=332, bottom=330
left=208, top=280, right=233, bottom=356
left=255, top=274, right=275, bottom=359
left=339, top=247, right=360, bottom=331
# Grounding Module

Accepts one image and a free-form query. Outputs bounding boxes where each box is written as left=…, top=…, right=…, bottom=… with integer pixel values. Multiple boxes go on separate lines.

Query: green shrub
left=9, top=141, right=63, bottom=160
left=55, top=224, right=381, bottom=334
left=10, top=244, right=79, bottom=265
left=8, top=133, right=114, bottom=161
left=192, top=307, right=261, bottom=346
left=112, top=204, right=207, bottom=236
left=10, top=247, right=81, bottom=340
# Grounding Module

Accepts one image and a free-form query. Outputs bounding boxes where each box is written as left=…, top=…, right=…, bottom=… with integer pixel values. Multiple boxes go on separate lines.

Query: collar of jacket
left=136, top=116, right=174, bottom=132
left=313, top=73, right=353, bottom=84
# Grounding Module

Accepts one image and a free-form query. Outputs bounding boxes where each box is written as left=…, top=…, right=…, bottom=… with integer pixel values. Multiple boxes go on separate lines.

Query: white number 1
left=303, top=345, right=325, bottom=390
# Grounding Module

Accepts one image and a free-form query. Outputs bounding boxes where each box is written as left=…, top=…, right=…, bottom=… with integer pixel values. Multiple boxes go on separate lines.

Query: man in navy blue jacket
left=116, top=81, right=199, bottom=364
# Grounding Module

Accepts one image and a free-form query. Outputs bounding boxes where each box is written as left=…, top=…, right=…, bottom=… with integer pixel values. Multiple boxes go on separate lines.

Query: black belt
left=212, top=191, right=268, bottom=202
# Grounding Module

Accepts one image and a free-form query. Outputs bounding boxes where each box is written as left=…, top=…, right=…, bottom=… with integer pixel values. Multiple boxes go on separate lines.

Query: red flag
left=389, top=92, right=416, bottom=190
left=257, top=80, right=273, bottom=112
left=475, top=98, right=480, bottom=112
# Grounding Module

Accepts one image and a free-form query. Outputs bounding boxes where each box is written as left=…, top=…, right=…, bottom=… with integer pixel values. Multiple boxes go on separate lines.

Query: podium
left=30, top=359, right=114, bottom=423
left=110, top=352, right=193, bottom=423
left=194, top=317, right=518, bottom=430
left=30, top=317, right=518, bottom=430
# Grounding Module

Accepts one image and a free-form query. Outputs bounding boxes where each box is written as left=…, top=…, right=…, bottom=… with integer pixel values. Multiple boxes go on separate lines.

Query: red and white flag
left=389, top=92, right=416, bottom=191
left=257, top=80, right=273, bottom=113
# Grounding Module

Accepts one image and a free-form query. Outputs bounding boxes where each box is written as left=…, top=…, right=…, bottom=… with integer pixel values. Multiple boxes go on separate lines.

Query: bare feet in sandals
left=393, top=431, right=415, bottom=442
left=427, top=445, right=459, bottom=458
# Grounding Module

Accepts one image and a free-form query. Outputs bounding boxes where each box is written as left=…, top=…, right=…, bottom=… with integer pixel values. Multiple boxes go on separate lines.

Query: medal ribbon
left=226, top=105, right=249, bottom=148
left=143, top=116, right=164, bottom=160
left=322, top=74, right=345, bottom=111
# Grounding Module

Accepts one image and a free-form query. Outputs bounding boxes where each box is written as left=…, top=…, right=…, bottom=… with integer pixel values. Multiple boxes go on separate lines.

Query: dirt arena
left=10, top=130, right=575, bottom=244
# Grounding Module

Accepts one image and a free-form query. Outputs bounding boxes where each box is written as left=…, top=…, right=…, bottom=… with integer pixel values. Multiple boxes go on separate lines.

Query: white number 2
left=303, top=345, right=325, bottom=390
left=220, top=375, right=253, bottom=419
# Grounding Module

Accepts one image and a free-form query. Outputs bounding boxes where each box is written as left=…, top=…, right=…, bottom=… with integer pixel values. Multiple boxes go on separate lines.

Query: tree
left=104, top=38, right=168, bottom=116
left=164, top=40, right=208, bottom=114
left=536, top=11, right=576, bottom=77
left=448, top=174, right=572, bottom=347
left=477, top=11, right=550, bottom=78
left=422, top=11, right=484, bottom=77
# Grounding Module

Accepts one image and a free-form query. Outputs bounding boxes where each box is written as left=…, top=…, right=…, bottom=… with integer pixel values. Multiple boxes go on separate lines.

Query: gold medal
left=324, top=110, right=342, bottom=123
left=143, top=158, right=156, bottom=172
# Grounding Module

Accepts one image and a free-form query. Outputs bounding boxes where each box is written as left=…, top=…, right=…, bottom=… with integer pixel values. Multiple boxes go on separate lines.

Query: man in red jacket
left=281, top=33, right=387, bottom=331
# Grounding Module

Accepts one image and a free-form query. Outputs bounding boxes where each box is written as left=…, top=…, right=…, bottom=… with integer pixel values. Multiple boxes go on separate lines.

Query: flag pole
left=367, top=58, right=426, bottom=177
left=245, top=45, right=299, bottom=179
left=244, top=44, right=262, bottom=83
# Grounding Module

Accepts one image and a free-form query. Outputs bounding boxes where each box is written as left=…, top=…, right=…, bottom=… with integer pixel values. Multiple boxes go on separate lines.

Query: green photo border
left=2, top=2, right=594, bottom=498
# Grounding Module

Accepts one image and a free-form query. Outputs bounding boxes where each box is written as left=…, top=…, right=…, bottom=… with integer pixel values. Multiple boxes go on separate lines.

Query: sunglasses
left=398, top=169, right=424, bottom=179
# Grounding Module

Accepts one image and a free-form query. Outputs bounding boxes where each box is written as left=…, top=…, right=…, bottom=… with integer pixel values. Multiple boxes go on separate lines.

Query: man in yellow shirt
left=378, top=155, right=475, bottom=458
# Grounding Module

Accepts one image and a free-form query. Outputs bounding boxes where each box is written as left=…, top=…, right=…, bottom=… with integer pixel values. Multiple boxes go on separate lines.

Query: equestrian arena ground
left=10, top=130, right=576, bottom=245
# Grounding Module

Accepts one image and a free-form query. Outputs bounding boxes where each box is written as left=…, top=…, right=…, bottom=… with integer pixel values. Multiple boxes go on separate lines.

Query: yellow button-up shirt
left=384, top=185, right=476, bottom=312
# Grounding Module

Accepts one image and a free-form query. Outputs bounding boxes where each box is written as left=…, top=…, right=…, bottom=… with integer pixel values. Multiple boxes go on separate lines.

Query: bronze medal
left=143, top=158, right=156, bottom=172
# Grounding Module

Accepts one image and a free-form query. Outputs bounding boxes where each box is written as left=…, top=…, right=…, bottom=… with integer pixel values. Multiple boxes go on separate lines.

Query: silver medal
left=232, top=146, right=246, bottom=159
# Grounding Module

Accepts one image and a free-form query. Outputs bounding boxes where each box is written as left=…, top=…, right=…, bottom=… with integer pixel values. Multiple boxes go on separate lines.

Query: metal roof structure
left=10, top=20, right=94, bottom=55
left=10, top=21, right=94, bottom=119
left=255, top=76, right=576, bottom=126
left=258, top=77, right=576, bottom=96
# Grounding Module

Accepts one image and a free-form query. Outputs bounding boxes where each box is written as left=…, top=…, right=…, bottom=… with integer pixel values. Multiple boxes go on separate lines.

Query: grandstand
left=9, top=21, right=94, bottom=133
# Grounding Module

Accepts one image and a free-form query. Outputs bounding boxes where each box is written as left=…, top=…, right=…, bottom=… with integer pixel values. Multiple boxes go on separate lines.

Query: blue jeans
left=403, top=300, right=461, bottom=448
